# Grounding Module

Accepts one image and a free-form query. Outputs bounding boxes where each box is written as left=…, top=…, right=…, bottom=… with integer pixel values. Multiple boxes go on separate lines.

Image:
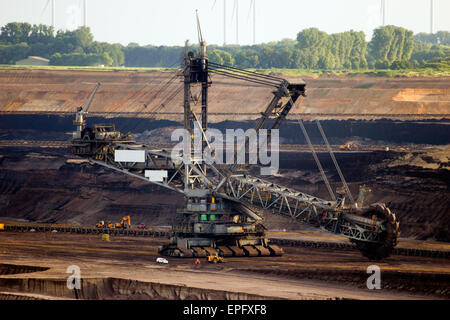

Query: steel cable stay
left=209, top=67, right=280, bottom=87
left=84, top=69, right=176, bottom=133
left=118, top=59, right=181, bottom=118
left=297, top=119, right=336, bottom=201
left=208, top=63, right=283, bottom=87
left=112, top=60, right=183, bottom=132
left=289, top=93, right=353, bottom=203
left=315, top=119, right=355, bottom=204
left=149, top=83, right=184, bottom=119
left=117, top=68, right=183, bottom=133
left=127, top=82, right=184, bottom=135
left=208, top=61, right=285, bottom=82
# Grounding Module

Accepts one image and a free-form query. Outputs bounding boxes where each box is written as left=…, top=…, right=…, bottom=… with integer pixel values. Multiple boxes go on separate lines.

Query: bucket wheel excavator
left=68, top=15, right=399, bottom=260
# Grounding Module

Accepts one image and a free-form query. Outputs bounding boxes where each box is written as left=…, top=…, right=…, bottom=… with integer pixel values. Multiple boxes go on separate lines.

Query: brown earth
left=0, top=69, right=449, bottom=121
left=0, top=144, right=448, bottom=241
left=0, top=231, right=448, bottom=300
left=0, top=68, right=448, bottom=301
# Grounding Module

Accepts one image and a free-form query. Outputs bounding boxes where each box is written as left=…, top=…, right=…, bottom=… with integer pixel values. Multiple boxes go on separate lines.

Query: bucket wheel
left=352, top=203, right=400, bottom=260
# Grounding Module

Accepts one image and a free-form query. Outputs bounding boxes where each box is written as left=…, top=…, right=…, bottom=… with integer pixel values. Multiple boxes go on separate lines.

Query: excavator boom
left=69, top=18, right=399, bottom=260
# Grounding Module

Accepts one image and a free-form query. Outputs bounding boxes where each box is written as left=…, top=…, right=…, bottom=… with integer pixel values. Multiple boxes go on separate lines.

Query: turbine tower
left=52, top=0, right=55, bottom=28
left=84, top=0, right=87, bottom=27
left=42, top=0, right=56, bottom=28
left=430, top=0, right=434, bottom=34
left=249, top=0, right=256, bottom=44
left=224, top=0, right=226, bottom=45
left=253, top=0, right=255, bottom=44
left=235, top=0, right=239, bottom=44
left=381, top=0, right=386, bottom=26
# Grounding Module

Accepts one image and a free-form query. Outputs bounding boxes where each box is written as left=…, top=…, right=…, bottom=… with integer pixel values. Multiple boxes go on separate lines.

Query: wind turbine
left=212, top=0, right=227, bottom=46
left=430, top=0, right=434, bottom=34
left=248, top=0, right=256, bottom=44
left=224, top=0, right=226, bottom=45
left=41, top=0, right=56, bottom=28
left=380, top=0, right=386, bottom=26
left=84, top=0, right=87, bottom=27
left=231, top=0, right=239, bottom=44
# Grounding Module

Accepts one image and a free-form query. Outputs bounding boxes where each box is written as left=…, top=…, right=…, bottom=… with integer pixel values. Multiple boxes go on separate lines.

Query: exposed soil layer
left=0, top=277, right=278, bottom=300
left=0, top=69, right=449, bottom=120
left=241, top=268, right=450, bottom=297
left=0, top=142, right=448, bottom=241
left=0, top=264, right=49, bottom=275
left=0, top=147, right=183, bottom=227
left=1, top=115, right=449, bottom=145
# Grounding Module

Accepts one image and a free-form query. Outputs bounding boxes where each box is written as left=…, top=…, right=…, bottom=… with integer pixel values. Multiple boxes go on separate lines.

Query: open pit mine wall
left=0, top=276, right=276, bottom=300
left=0, top=69, right=449, bottom=119
left=1, top=114, right=449, bottom=145
left=0, top=69, right=449, bottom=145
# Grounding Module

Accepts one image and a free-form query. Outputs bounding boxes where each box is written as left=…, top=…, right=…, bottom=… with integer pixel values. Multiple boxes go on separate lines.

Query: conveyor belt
left=3, top=224, right=169, bottom=238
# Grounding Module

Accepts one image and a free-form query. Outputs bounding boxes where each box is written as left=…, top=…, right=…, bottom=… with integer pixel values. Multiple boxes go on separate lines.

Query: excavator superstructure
left=68, top=14, right=399, bottom=260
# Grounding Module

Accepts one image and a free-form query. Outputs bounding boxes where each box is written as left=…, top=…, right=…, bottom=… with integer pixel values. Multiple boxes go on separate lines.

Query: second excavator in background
left=96, top=216, right=131, bottom=230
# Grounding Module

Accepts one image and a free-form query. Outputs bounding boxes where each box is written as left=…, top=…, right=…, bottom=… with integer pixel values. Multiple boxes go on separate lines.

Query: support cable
left=128, top=83, right=183, bottom=134
left=297, top=119, right=336, bottom=201
left=209, top=62, right=285, bottom=82
left=118, top=69, right=183, bottom=133
left=209, top=68, right=280, bottom=88
left=315, top=119, right=355, bottom=204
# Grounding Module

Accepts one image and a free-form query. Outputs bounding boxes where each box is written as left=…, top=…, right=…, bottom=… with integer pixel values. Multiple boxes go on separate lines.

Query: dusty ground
left=0, top=231, right=448, bottom=300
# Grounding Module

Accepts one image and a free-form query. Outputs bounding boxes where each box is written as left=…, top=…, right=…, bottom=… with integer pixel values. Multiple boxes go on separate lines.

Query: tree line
left=0, top=22, right=448, bottom=70
left=0, top=23, right=123, bottom=66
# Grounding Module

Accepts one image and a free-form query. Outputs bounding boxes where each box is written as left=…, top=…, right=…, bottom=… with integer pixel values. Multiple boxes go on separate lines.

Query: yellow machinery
left=339, top=141, right=358, bottom=151
left=206, top=253, right=224, bottom=264
left=0, top=223, right=4, bottom=231
left=114, top=216, right=131, bottom=229
left=95, top=220, right=114, bottom=229
left=101, top=234, right=110, bottom=241
left=95, top=216, right=130, bottom=229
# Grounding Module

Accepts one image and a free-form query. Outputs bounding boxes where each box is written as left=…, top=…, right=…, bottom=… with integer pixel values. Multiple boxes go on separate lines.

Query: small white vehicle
left=156, top=257, right=168, bottom=264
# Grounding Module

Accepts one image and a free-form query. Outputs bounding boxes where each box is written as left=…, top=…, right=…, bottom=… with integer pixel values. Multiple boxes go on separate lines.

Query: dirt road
left=0, top=232, right=448, bottom=300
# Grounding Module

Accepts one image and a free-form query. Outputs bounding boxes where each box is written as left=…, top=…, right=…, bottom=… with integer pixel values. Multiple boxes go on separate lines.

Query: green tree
left=0, top=42, right=30, bottom=64
left=369, top=25, right=414, bottom=63
left=375, top=59, right=390, bottom=69
left=276, top=47, right=293, bottom=68
left=49, top=52, right=111, bottom=66
left=87, top=42, right=124, bottom=66
left=28, top=24, right=54, bottom=45
left=208, top=49, right=234, bottom=66
left=0, top=22, right=32, bottom=44
left=234, top=49, right=259, bottom=68
left=415, top=31, right=450, bottom=45
left=436, top=31, right=450, bottom=45
left=411, top=42, right=450, bottom=62
left=390, top=60, right=411, bottom=70
left=296, top=28, right=328, bottom=50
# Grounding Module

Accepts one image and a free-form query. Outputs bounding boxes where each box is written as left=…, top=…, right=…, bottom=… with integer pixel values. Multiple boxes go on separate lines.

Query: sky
left=0, top=0, right=449, bottom=46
